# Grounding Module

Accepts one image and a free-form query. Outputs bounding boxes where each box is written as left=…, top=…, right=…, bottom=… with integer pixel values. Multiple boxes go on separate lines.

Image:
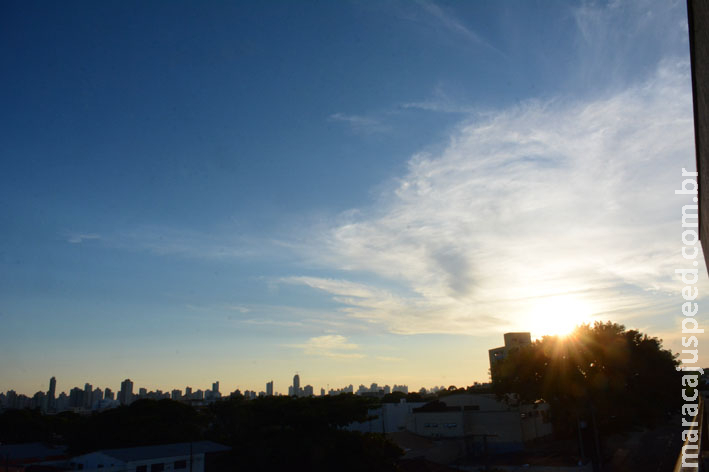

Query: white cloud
left=417, top=1, right=503, bottom=56
left=401, top=84, right=477, bottom=115
left=108, top=225, right=259, bottom=259
left=329, top=113, right=389, bottom=134
left=292, top=59, right=701, bottom=336
left=67, top=233, right=101, bottom=244
left=292, top=334, right=365, bottom=359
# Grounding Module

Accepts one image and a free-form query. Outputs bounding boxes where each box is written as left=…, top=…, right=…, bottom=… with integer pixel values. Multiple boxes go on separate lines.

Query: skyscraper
left=48, top=376, right=56, bottom=410
left=293, top=374, right=300, bottom=397
left=92, top=388, right=103, bottom=406
left=266, top=380, right=273, bottom=396
left=69, top=387, right=84, bottom=408
left=84, top=383, right=93, bottom=408
left=212, top=381, right=220, bottom=395
left=119, top=379, right=133, bottom=405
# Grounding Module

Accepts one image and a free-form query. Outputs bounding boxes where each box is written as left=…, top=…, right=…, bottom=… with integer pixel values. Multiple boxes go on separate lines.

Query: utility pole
left=591, top=404, right=602, bottom=472
left=577, top=416, right=586, bottom=464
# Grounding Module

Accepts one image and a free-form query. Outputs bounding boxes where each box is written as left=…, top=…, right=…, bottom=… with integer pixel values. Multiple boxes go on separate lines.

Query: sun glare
left=526, top=296, right=594, bottom=338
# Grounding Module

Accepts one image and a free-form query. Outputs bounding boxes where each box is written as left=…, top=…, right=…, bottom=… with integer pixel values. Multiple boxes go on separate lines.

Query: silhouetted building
left=48, top=376, right=56, bottom=410
left=119, top=379, right=133, bottom=405
left=266, top=380, right=273, bottom=396
left=57, top=392, right=69, bottom=411
left=488, top=332, right=532, bottom=381
left=92, top=387, right=103, bottom=407
left=292, top=374, right=301, bottom=397
left=69, top=387, right=84, bottom=408
left=0, top=442, right=68, bottom=469
left=31, top=391, right=46, bottom=410
left=64, top=441, right=230, bottom=472
left=84, top=383, right=93, bottom=409
left=104, top=388, right=114, bottom=401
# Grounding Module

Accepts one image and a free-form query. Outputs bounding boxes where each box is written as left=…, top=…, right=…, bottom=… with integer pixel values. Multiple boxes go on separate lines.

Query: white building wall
left=70, top=453, right=206, bottom=472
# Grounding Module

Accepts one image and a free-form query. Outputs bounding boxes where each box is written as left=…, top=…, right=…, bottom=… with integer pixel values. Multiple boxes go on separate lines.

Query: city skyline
left=2, top=0, right=706, bottom=395
left=0, top=373, right=461, bottom=399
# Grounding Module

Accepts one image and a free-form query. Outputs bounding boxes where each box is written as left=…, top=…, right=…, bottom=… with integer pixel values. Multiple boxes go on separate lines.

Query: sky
left=1, top=0, right=705, bottom=396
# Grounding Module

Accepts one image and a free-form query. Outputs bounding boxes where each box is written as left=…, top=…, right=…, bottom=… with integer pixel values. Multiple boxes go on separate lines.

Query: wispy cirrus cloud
left=291, top=334, right=365, bottom=359
left=290, top=58, right=699, bottom=336
left=416, top=1, right=505, bottom=56
left=328, top=112, right=391, bottom=134
left=401, top=84, right=477, bottom=115
left=89, top=225, right=266, bottom=260
left=66, top=233, right=101, bottom=244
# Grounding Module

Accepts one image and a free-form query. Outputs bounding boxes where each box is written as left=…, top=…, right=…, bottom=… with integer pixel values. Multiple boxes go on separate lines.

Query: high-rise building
left=104, top=388, right=114, bottom=400
left=48, top=376, right=56, bottom=410
left=488, top=332, right=532, bottom=381
left=69, top=387, right=84, bottom=408
left=303, top=385, right=314, bottom=397
left=212, top=381, right=220, bottom=395
left=185, top=386, right=192, bottom=398
left=139, top=387, right=147, bottom=398
left=171, top=389, right=182, bottom=400
left=84, top=383, right=93, bottom=408
left=266, top=380, right=273, bottom=396
left=57, top=392, right=69, bottom=411
left=92, top=388, right=103, bottom=407
left=119, top=379, right=134, bottom=405
left=293, top=374, right=300, bottom=397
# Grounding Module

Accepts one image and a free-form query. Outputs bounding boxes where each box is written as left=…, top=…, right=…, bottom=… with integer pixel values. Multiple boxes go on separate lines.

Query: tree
left=491, top=321, right=680, bottom=433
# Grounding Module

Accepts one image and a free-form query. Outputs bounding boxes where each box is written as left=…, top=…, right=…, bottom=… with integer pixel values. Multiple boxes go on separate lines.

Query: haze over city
left=1, top=0, right=705, bottom=396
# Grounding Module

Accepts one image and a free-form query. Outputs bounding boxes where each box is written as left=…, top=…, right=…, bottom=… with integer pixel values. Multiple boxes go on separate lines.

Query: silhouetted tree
left=491, top=321, right=680, bottom=433
left=207, top=394, right=401, bottom=471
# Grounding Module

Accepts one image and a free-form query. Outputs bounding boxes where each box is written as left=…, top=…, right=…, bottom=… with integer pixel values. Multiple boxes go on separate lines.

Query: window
left=151, top=464, right=165, bottom=472
left=174, top=461, right=187, bottom=470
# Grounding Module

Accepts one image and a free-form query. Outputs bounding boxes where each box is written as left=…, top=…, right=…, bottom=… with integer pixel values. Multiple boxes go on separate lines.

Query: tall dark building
left=293, top=374, right=300, bottom=397
left=47, top=376, right=56, bottom=410
left=69, top=387, right=84, bottom=408
left=119, top=379, right=133, bottom=405
left=84, top=383, right=93, bottom=408
left=266, top=380, right=273, bottom=396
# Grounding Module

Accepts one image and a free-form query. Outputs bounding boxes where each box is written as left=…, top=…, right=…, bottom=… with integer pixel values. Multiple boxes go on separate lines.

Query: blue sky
left=1, top=0, right=703, bottom=396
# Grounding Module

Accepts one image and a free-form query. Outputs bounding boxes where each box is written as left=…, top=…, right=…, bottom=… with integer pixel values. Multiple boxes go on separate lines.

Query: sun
left=525, top=295, right=594, bottom=338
